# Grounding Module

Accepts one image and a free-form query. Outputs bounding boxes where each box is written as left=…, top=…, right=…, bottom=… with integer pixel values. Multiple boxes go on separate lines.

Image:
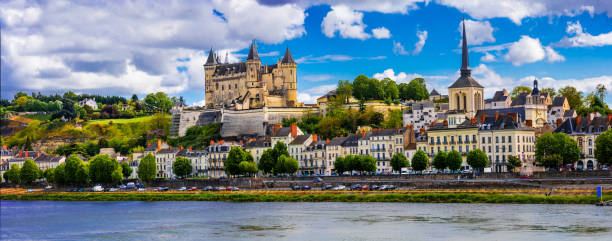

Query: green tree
left=595, top=84, right=607, bottom=101
left=510, top=86, right=532, bottom=100
left=404, top=78, right=429, bottom=101
left=281, top=117, right=298, bottom=127
left=54, top=163, right=66, bottom=185
left=137, top=154, right=157, bottom=182
left=595, top=129, right=612, bottom=166
left=381, top=78, right=399, bottom=100
left=541, top=154, right=563, bottom=169
left=390, top=153, right=409, bottom=172
left=143, top=92, right=173, bottom=113
left=173, top=157, right=193, bottom=178
left=65, top=155, right=85, bottom=184
left=89, top=154, right=122, bottom=184
left=282, top=155, right=299, bottom=174
left=336, top=79, right=353, bottom=103
left=369, top=112, right=384, bottom=127
left=24, top=136, right=33, bottom=151
left=432, top=151, right=447, bottom=171
left=239, top=161, right=258, bottom=176
left=446, top=150, right=463, bottom=171
left=334, top=156, right=346, bottom=174
left=411, top=150, right=429, bottom=172
left=383, top=109, right=403, bottom=128
left=75, top=164, right=89, bottom=184
left=466, top=149, right=489, bottom=171
left=225, top=147, right=247, bottom=176
left=5, top=164, right=21, bottom=184
left=258, top=149, right=276, bottom=174
left=541, top=87, right=556, bottom=99
left=535, top=133, right=580, bottom=167
left=361, top=155, right=377, bottom=173
left=20, top=159, right=40, bottom=184
left=43, top=168, right=55, bottom=183
left=121, top=162, right=133, bottom=179
left=558, top=86, right=583, bottom=110
left=507, top=155, right=522, bottom=172
left=298, top=113, right=320, bottom=134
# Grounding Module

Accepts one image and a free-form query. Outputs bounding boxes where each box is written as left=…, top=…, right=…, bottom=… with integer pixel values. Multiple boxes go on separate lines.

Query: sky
left=1, top=0, right=612, bottom=106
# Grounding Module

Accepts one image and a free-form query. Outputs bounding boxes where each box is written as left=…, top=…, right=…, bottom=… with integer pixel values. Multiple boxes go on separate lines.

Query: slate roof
left=564, top=109, right=576, bottom=117
left=212, top=63, right=247, bottom=76
left=552, top=97, right=567, bottom=107
left=475, top=108, right=527, bottom=122
left=289, top=134, right=311, bottom=145
left=430, top=89, right=440, bottom=96
left=449, top=76, right=484, bottom=88
left=555, top=116, right=611, bottom=134
left=511, top=93, right=529, bottom=106
left=479, top=115, right=530, bottom=131
left=281, top=47, right=295, bottom=64
left=273, top=127, right=292, bottom=137
left=342, top=134, right=362, bottom=147
left=492, top=90, right=509, bottom=102
left=327, top=137, right=347, bottom=146
left=205, top=48, right=217, bottom=65
left=245, top=140, right=271, bottom=148
left=247, top=41, right=259, bottom=60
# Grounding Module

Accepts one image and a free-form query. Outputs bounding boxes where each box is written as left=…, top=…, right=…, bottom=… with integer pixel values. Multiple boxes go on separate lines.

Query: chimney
left=526, top=120, right=533, bottom=127
left=239, top=140, right=243, bottom=146
left=290, top=123, right=298, bottom=137
left=608, top=113, right=612, bottom=124
left=19, top=151, right=23, bottom=158
left=576, top=116, right=582, bottom=125
left=169, top=146, right=172, bottom=151
left=313, top=134, right=318, bottom=142
left=25, top=151, right=28, bottom=158
left=495, top=111, right=499, bottom=121
left=220, top=140, right=224, bottom=145
left=2, top=145, right=6, bottom=150
left=273, top=124, right=282, bottom=135
left=480, top=114, right=487, bottom=124
left=470, top=118, right=476, bottom=125
left=361, top=130, right=366, bottom=137
left=556, top=118, right=563, bottom=127
left=147, top=142, right=151, bottom=147
left=210, top=140, right=215, bottom=146
left=37, top=151, right=41, bottom=158
left=157, top=139, right=162, bottom=151
left=188, top=146, right=192, bottom=151
left=326, top=138, right=330, bottom=144
left=588, top=113, right=593, bottom=124
left=179, top=145, right=183, bottom=151
left=443, top=120, right=448, bottom=126
left=419, top=128, right=426, bottom=135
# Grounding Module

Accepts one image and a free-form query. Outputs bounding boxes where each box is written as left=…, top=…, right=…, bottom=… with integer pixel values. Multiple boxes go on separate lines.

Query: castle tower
left=448, top=17, right=484, bottom=119
left=204, top=48, right=218, bottom=108
left=246, top=40, right=261, bottom=84
left=279, top=46, right=297, bottom=107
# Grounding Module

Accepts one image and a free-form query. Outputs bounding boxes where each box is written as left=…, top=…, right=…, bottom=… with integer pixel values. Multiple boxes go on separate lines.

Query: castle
left=204, top=40, right=301, bottom=110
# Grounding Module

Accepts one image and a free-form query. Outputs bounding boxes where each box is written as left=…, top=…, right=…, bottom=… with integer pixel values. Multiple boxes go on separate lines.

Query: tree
left=446, top=150, right=463, bottom=171
left=131, top=94, right=139, bottom=102
left=239, top=161, right=258, bottom=176
left=411, top=150, right=429, bottom=172
left=226, top=147, right=247, bottom=176
left=143, top=92, right=173, bottom=113
left=402, top=78, right=429, bottom=101
left=334, top=156, right=346, bottom=174
left=558, top=86, right=583, bottom=110
left=541, top=154, right=562, bottom=169
left=65, top=155, right=85, bottom=184
left=19, top=159, right=39, bottom=184
left=432, top=151, right=447, bottom=171
left=75, top=164, right=89, bottom=184
left=541, top=87, right=556, bottom=99
left=89, top=154, right=122, bottom=184
left=382, top=78, right=399, bottom=100
left=54, top=163, right=66, bottom=185
left=383, top=109, right=403, bottom=128
left=466, top=149, right=489, bottom=171
left=43, top=168, right=55, bottom=183
left=361, top=155, right=377, bottom=173
left=172, top=157, right=192, bottom=178
left=507, top=156, right=522, bottom=172
left=258, top=149, right=276, bottom=174
left=595, top=129, right=612, bottom=166
left=336, top=79, right=353, bottom=103
left=51, top=99, right=78, bottom=121
left=121, top=162, right=133, bottom=179
left=281, top=117, right=298, bottom=127
left=283, top=156, right=299, bottom=174
left=390, top=153, right=409, bottom=172
left=510, top=86, right=532, bottom=100
left=595, top=84, right=607, bottom=101
left=24, top=136, right=33, bottom=151
left=137, top=154, right=157, bottom=182
left=5, top=164, right=21, bottom=184
left=535, top=133, right=580, bottom=168
left=100, top=105, right=120, bottom=118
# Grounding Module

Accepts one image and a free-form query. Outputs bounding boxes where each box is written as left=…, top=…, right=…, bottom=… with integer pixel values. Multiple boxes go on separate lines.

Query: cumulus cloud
left=480, top=52, right=496, bottom=62
left=297, top=83, right=337, bottom=104
left=503, top=36, right=565, bottom=66
left=372, top=68, right=448, bottom=84
left=321, top=5, right=371, bottom=40
left=393, top=41, right=410, bottom=55
left=372, top=27, right=391, bottom=39
left=295, top=54, right=386, bottom=64
left=556, top=21, right=612, bottom=47
left=413, top=30, right=428, bottom=55
left=459, top=19, right=495, bottom=46
left=519, top=75, right=612, bottom=96
left=544, top=46, right=565, bottom=62
left=0, top=0, right=306, bottom=98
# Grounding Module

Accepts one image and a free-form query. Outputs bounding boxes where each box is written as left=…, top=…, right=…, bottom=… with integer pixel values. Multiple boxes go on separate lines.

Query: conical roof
left=205, top=48, right=217, bottom=65
left=247, top=40, right=259, bottom=61
left=281, top=46, right=295, bottom=64
left=449, top=18, right=483, bottom=89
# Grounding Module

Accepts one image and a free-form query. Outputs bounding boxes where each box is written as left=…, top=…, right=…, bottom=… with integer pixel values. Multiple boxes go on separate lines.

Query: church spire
left=247, top=39, right=259, bottom=61
left=205, top=48, right=217, bottom=65
left=281, top=46, right=295, bottom=64
left=460, top=17, right=471, bottom=77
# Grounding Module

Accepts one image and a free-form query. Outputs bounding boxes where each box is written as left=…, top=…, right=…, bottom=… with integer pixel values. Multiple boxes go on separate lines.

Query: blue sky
left=1, top=0, right=612, bottom=105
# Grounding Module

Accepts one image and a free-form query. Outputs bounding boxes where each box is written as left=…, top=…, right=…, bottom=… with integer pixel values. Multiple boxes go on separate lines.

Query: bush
left=5, top=164, right=21, bottom=184
left=390, top=153, right=409, bottom=172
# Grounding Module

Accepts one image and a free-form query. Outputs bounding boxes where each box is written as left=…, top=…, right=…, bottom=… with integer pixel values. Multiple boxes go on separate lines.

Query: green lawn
left=85, top=116, right=154, bottom=125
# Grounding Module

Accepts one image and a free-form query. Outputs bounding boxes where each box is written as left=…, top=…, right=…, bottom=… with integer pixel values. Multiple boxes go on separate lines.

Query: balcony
left=458, top=140, right=463, bottom=144
left=472, top=138, right=477, bottom=143
left=450, top=141, right=455, bottom=144
left=443, top=141, right=448, bottom=145
left=465, top=139, right=470, bottom=144
left=436, top=141, right=441, bottom=145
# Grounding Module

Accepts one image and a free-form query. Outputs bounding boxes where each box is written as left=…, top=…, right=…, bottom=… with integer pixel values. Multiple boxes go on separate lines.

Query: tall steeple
left=205, top=48, right=217, bottom=65
left=281, top=46, right=295, bottom=64
left=247, top=39, right=259, bottom=61
left=460, top=17, right=471, bottom=77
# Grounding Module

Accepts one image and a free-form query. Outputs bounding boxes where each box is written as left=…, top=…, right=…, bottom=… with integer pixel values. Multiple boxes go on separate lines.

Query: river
left=1, top=201, right=610, bottom=240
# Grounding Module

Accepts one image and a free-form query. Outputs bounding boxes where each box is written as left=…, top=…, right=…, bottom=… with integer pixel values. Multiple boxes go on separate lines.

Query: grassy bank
left=2, top=193, right=610, bottom=204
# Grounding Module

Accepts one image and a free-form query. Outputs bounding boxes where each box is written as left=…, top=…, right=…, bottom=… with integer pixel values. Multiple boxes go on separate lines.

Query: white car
left=137, top=188, right=146, bottom=191
left=332, top=185, right=346, bottom=191
left=92, top=185, right=104, bottom=192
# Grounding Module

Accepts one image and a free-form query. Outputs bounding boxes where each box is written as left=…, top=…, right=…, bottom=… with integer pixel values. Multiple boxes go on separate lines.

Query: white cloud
left=459, top=20, right=495, bottom=46
left=295, top=54, right=386, bottom=64
left=298, top=83, right=337, bottom=104
left=0, top=0, right=307, bottom=98
left=556, top=21, right=612, bottom=47
left=504, top=36, right=546, bottom=66
left=192, top=99, right=206, bottom=107
left=544, top=46, right=565, bottom=62
left=393, top=41, right=409, bottom=55
left=321, top=5, right=371, bottom=40
left=302, top=74, right=334, bottom=82
left=320, top=0, right=422, bottom=14
left=480, top=52, right=496, bottom=62
left=519, top=75, right=612, bottom=96
left=298, top=93, right=319, bottom=104
left=372, top=27, right=391, bottom=39
left=372, top=68, right=448, bottom=84
left=413, top=30, right=428, bottom=55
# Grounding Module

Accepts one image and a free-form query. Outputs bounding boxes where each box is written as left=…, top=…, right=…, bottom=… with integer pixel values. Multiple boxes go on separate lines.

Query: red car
left=519, top=175, right=531, bottom=179
left=188, top=187, right=198, bottom=191
left=361, top=185, right=369, bottom=190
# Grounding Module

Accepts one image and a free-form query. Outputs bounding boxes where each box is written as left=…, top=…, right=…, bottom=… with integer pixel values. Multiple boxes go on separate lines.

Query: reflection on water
left=1, top=201, right=611, bottom=240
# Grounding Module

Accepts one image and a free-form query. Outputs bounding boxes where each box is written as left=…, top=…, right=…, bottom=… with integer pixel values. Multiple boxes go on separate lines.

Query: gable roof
left=430, top=89, right=440, bottom=96
left=289, top=134, right=311, bottom=145
left=552, top=97, right=567, bottom=107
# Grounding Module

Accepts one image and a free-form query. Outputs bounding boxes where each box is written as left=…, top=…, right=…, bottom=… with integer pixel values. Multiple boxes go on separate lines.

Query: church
left=204, top=41, right=301, bottom=110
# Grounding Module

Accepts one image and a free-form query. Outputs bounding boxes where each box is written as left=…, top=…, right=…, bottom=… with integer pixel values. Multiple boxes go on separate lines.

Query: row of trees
left=333, top=155, right=377, bottom=174
left=337, top=75, right=430, bottom=103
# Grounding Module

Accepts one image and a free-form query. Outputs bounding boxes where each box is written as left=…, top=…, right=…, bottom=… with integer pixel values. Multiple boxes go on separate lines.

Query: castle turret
left=246, top=40, right=261, bottom=84
left=204, top=48, right=218, bottom=108
left=279, top=46, right=297, bottom=107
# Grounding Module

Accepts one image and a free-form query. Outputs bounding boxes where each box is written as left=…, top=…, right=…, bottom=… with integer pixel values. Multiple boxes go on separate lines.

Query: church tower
left=279, top=46, right=297, bottom=107
left=448, top=18, right=484, bottom=119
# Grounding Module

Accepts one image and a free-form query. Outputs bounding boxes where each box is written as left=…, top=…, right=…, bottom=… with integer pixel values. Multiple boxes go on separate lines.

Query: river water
left=1, top=201, right=611, bottom=240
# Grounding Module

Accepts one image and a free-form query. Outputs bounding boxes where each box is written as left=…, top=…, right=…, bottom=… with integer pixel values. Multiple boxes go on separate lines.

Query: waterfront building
left=478, top=113, right=536, bottom=172
left=207, top=140, right=240, bottom=178
left=547, top=97, right=575, bottom=127
left=289, top=134, right=313, bottom=172
left=245, top=138, right=271, bottom=163
left=153, top=147, right=180, bottom=179
left=509, top=79, right=551, bottom=127
left=177, top=147, right=208, bottom=177
left=270, top=123, right=302, bottom=146
left=426, top=119, right=480, bottom=170
left=403, top=101, right=438, bottom=131
left=554, top=113, right=612, bottom=170
left=301, top=134, right=327, bottom=175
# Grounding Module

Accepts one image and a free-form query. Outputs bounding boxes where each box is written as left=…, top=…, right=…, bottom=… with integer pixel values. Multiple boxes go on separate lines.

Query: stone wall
left=170, top=109, right=222, bottom=137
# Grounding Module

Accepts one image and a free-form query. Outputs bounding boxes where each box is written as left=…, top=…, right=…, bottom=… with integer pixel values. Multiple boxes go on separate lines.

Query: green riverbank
left=2, top=193, right=610, bottom=204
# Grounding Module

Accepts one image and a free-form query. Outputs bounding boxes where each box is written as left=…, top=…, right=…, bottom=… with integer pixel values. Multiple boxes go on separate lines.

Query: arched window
left=456, top=94, right=460, bottom=110
left=463, top=95, right=467, bottom=111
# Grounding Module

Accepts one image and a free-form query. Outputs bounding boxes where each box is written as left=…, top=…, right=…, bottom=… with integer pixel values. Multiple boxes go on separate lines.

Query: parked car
left=313, top=177, right=323, bottom=183
left=77, top=188, right=86, bottom=192
left=119, top=185, right=127, bottom=189
left=92, top=185, right=104, bottom=192
left=321, top=184, right=333, bottom=190
left=155, top=187, right=169, bottom=192
left=188, top=187, right=198, bottom=191
left=177, top=187, right=187, bottom=191
left=216, top=186, right=225, bottom=191
left=66, top=188, right=77, bottom=192
left=136, top=183, right=145, bottom=189
left=26, top=189, right=35, bottom=192
left=137, top=188, right=146, bottom=191
left=127, top=182, right=136, bottom=189
left=291, top=185, right=302, bottom=191
left=44, top=185, right=53, bottom=190
left=300, top=186, right=311, bottom=190
left=369, top=185, right=380, bottom=190
left=230, top=187, right=240, bottom=191
left=108, top=188, right=118, bottom=192
left=202, top=186, right=214, bottom=191
left=519, top=175, right=531, bottom=179
left=332, top=185, right=346, bottom=191
left=104, top=187, right=112, bottom=192
left=360, top=185, right=369, bottom=190
left=349, top=184, right=362, bottom=191
left=379, top=185, right=391, bottom=191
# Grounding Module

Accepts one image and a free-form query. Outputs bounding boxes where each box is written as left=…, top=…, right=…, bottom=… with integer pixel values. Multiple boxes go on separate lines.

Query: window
left=466, top=146, right=470, bottom=152
left=496, top=136, right=499, bottom=143
left=496, top=146, right=499, bottom=152
left=459, top=146, right=463, bottom=153
left=509, top=145, right=513, bottom=152
left=502, top=146, right=506, bottom=152
left=502, top=136, right=505, bottom=143
left=482, top=137, right=486, bottom=143
left=508, top=136, right=512, bottom=143
left=488, top=137, right=491, bottom=143
left=235, top=84, right=238, bottom=89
